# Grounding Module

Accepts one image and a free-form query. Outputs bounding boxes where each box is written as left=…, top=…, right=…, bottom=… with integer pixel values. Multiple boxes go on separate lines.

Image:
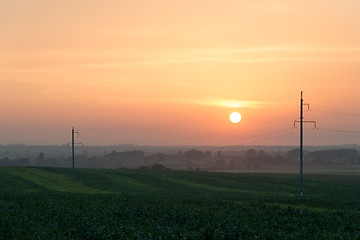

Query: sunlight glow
left=218, top=100, right=263, bottom=108
left=229, top=112, right=242, bottom=123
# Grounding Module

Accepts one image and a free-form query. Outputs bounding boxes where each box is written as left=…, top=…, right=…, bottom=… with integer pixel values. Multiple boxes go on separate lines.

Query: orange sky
left=1, top=0, right=360, bottom=146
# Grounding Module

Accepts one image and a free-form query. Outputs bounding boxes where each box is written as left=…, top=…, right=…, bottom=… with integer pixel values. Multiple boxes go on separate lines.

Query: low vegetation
left=1, top=167, right=360, bottom=239
left=2, top=146, right=360, bottom=171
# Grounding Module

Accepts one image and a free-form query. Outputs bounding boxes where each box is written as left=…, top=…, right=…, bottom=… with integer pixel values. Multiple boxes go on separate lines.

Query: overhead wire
left=311, top=110, right=360, bottom=118
left=77, top=112, right=298, bottom=145
left=318, top=128, right=360, bottom=134
left=211, top=128, right=298, bottom=146
left=309, top=109, right=360, bottom=136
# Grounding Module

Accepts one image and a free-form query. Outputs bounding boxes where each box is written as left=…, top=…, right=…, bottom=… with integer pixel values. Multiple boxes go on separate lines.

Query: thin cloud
left=3, top=45, right=360, bottom=72
left=146, top=56, right=360, bottom=65
left=172, top=97, right=267, bottom=108
left=122, top=97, right=267, bottom=109
left=146, top=46, right=360, bottom=65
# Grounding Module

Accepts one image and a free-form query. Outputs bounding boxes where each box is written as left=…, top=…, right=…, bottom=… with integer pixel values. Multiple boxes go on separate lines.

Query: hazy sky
left=1, top=0, right=360, bottom=146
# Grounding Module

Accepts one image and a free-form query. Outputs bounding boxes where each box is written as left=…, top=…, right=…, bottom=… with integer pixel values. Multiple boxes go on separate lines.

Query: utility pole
left=294, top=91, right=316, bottom=196
left=68, top=127, right=83, bottom=181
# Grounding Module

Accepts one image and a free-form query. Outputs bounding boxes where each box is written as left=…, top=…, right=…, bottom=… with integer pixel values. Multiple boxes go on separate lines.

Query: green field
left=1, top=167, right=360, bottom=239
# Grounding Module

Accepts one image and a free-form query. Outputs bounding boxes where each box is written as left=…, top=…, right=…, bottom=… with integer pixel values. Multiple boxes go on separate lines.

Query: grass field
left=1, top=167, right=360, bottom=239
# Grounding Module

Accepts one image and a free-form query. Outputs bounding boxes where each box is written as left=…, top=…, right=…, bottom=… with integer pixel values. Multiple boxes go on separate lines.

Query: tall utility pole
left=72, top=127, right=76, bottom=180
left=68, top=127, right=83, bottom=181
left=294, top=91, right=316, bottom=196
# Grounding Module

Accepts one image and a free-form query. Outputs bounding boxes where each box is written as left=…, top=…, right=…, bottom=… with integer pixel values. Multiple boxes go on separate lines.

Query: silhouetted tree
left=204, top=151, right=212, bottom=159
left=245, top=149, right=256, bottom=158
left=258, top=150, right=265, bottom=157
left=184, top=150, right=205, bottom=160
left=308, top=149, right=359, bottom=164
left=151, top=163, right=166, bottom=170
left=0, top=157, right=10, bottom=166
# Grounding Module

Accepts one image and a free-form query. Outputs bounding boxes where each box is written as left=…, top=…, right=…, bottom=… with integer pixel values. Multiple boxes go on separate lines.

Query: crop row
left=1, top=191, right=360, bottom=239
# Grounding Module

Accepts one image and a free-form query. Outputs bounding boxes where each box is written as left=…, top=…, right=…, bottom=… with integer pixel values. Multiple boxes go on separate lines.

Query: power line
left=212, top=128, right=296, bottom=146
left=77, top=113, right=298, bottom=146
left=311, top=110, right=360, bottom=118
left=318, top=128, right=360, bottom=134
left=304, top=89, right=360, bottom=94
left=240, top=131, right=298, bottom=146
left=80, top=126, right=299, bottom=147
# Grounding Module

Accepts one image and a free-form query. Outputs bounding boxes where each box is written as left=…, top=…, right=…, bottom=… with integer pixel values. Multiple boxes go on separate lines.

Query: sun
left=229, top=112, right=241, bottom=123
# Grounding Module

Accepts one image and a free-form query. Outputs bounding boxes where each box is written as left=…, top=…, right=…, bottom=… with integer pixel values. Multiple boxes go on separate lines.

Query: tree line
left=1, top=148, right=359, bottom=170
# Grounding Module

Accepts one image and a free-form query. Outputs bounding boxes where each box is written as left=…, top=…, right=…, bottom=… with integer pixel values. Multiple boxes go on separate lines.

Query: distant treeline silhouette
left=1, top=148, right=359, bottom=170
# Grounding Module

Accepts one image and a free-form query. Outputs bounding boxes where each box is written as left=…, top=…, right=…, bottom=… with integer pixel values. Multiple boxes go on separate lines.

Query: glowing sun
left=229, top=112, right=241, bottom=123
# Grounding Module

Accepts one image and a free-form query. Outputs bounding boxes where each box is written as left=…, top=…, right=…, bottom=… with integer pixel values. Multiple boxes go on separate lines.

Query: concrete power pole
left=294, top=91, right=316, bottom=196
left=68, top=127, right=83, bottom=181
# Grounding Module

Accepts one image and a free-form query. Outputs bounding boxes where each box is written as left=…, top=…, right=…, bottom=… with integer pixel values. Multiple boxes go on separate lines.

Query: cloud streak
left=172, top=97, right=266, bottom=108
left=2, top=45, right=360, bottom=72
left=146, top=46, right=360, bottom=66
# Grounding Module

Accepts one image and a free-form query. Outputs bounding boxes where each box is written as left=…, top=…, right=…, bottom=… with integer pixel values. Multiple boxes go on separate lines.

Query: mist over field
left=1, top=144, right=360, bottom=173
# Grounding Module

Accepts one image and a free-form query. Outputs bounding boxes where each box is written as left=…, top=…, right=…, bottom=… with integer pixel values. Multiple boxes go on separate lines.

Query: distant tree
left=215, top=159, right=226, bottom=169
left=0, top=157, right=10, bottom=166
left=2, top=151, right=11, bottom=158
left=36, top=152, right=45, bottom=161
left=35, top=152, right=45, bottom=166
left=308, top=149, right=359, bottom=164
left=151, top=163, right=166, bottom=170
left=204, top=151, right=212, bottom=159
left=184, top=150, right=205, bottom=160
left=245, top=149, right=256, bottom=158
left=152, top=153, right=165, bottom=162
left=258, top=150, right=265, bottom=157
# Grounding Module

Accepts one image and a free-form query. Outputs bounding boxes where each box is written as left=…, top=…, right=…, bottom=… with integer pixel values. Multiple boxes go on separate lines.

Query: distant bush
left=151, top=163, right=166, bottom=170
left=308, top=149, right=359, bottom=164
left=139, top=166, right=150, bottom=170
